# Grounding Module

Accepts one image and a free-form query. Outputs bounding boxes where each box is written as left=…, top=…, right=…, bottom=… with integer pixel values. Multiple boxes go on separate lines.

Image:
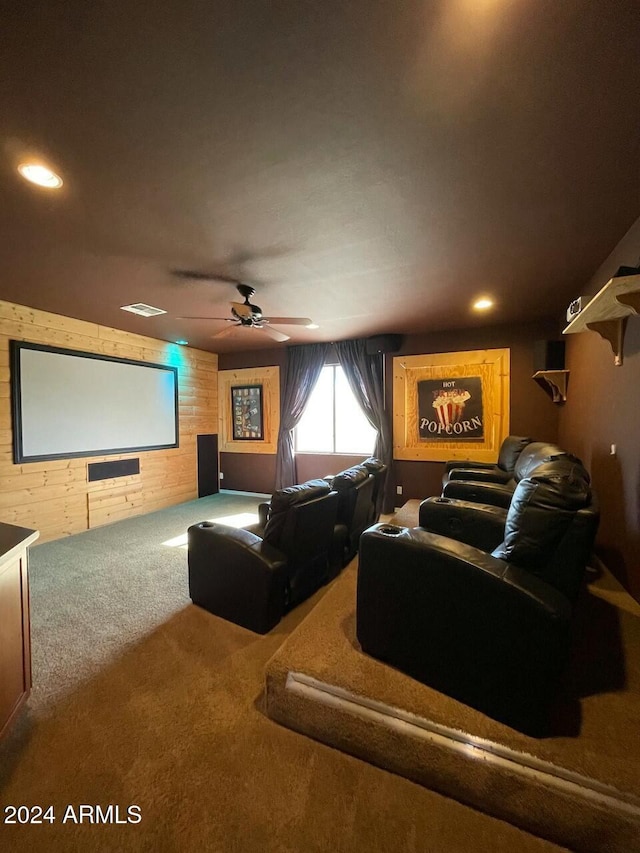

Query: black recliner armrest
left=446, top=467, right=511, bottom=484
left=419, top=496, right=507, bottom=553
left=443, top=460, right=496, bottom=475
left=257, top=502, right=271, bottom=528
left=442, top=479, right=514, bottom=508
left=188, top=522, right=288, bottom=634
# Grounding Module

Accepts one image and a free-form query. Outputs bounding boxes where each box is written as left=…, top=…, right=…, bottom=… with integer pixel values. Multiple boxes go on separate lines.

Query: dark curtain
left=275, top=342, right=331, bottom=489
left=334, top=338, right=393, bottom=513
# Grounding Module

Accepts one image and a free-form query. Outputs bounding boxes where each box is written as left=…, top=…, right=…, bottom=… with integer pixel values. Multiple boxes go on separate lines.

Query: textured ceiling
left=1, top=0, right=639, bottom=352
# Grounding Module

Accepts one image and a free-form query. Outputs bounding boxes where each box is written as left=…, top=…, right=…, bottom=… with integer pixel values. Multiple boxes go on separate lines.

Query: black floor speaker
left=533, top=340, right=566, bottom=372
left=197, top=434, right=219, bottom=497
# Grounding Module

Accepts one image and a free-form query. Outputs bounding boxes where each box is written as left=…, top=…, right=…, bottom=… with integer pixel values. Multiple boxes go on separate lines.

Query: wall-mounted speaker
left=365, top=334, right=403, bottom=355
left=88, top=458, right=140, bottom=482
left=533, top=340, right=566, bottom=372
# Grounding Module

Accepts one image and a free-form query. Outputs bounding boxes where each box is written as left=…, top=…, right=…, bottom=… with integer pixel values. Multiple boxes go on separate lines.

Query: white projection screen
left=11, top=341, right=179, bottom=462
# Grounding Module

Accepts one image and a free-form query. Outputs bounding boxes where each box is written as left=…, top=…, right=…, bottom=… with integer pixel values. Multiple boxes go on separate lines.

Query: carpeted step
left=264, top=527, right=640, bottom=852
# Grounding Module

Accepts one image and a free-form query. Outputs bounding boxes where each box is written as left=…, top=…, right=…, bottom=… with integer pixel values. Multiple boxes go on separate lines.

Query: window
left=295, top=365, right=377, bottom=454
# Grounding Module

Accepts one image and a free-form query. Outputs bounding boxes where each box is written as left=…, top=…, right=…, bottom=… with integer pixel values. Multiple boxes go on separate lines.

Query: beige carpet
left=265, top=502, right=640, bottom=852
left=0, top=496, right=563, bottom=853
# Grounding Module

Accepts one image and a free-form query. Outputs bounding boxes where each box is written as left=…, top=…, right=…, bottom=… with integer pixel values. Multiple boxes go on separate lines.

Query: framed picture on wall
left=231, top=384, right=264, bottom=441
left=393, top=348, right=510, bottom=463
left=417, top=376, right=484, bottom=441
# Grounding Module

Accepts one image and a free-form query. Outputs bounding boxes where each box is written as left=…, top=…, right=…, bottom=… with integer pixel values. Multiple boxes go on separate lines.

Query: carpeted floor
left=0, top=494, right=564, bottom=852
left=266, top=502, right=640, bottom=851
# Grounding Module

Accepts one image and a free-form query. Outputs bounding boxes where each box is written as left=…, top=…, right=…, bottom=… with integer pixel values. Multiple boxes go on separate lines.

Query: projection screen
left=11, top=341, right=179, bottom=462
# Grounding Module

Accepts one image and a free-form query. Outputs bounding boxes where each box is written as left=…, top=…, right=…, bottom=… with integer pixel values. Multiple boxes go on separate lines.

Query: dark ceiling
left=1, top=0, right=639, bottom=353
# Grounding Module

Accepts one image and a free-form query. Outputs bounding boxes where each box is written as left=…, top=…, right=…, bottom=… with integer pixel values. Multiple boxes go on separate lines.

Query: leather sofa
left=442, top=434, right=531, bottom=487
left=356, top=456, right=599, bottom=733
left=441, top=441, right=577, bottom=508
left=188, top=479, right=338, bottom=633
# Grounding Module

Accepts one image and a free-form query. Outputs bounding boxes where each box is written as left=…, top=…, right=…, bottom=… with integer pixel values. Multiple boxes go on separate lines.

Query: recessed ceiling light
left=17, top=162, right=63, bottom=189
left=472, top=297, right=494, bottom=311
left=306, top=323, right=320, bottom=329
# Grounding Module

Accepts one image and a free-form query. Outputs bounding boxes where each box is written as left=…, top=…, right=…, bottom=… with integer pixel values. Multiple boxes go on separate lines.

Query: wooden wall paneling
left=0, top=299, right=218, bottom=542
left=87, top=484, right=145, bottom=528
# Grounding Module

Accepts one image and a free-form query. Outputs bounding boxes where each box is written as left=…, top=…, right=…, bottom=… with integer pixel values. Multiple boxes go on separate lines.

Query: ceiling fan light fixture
left=17, top=162, right=63, bottom=189
left=181, top=282, right=313, bottom=343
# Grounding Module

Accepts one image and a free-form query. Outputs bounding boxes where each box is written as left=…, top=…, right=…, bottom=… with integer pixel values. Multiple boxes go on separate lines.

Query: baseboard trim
left=219, top=489, right=271, bottom=499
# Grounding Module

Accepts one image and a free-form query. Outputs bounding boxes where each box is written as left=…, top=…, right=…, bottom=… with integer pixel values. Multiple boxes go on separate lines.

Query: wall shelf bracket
left=585, top=318, right=628, bottom=367
left=563, top=272, right=640, bottom=366
left=532, top=369, right=569, bottom=403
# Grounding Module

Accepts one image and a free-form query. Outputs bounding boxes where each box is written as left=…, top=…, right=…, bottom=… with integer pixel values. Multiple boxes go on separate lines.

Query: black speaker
left=88, top=458, right=140, bottom=482
left=197, top=434, right=219, bottom=497
left=533, top=340, right=565, bottom=372
left=365, top=334, right=403, bottom=355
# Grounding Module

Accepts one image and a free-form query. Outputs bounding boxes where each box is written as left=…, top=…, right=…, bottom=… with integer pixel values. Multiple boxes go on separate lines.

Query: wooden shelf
left=563, top=272, right=640, bottom=365
left=533, top=370, right=569, bottom=403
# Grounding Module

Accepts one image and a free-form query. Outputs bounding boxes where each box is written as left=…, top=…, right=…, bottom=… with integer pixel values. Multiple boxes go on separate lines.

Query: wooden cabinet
left=0, top=523, right=38, bottom=741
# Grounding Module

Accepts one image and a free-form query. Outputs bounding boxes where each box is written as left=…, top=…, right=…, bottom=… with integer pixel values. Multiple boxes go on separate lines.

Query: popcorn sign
left=417, top=377, right=484, bottom=440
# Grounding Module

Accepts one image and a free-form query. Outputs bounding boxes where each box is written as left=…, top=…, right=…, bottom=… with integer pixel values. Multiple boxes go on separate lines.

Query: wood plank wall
left=0, top=300, right=218, bottom=542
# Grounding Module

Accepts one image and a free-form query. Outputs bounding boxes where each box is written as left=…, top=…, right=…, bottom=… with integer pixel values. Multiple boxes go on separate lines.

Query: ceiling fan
left=176, top=281, right=314, bottom=342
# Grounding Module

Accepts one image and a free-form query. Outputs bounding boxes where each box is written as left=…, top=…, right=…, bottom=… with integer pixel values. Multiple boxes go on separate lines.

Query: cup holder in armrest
left=377, top=524, right=405, bottom=536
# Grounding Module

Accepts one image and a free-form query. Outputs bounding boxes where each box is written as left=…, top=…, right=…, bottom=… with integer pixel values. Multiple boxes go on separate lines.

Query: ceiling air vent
left=120, top=303, right=167, bottom=317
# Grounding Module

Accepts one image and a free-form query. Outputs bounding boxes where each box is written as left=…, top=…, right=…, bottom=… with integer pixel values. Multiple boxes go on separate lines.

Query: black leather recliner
left=356, top=460, right=599, bottom=733
left=442, top=435, right=532, bottom=487
left=325, top=458, right=387, bottom=573
left=188, top=479, right=338, bottom=633
left=326, top=466, right=376, bottom=574
left=421, top=457, right=599, bottom=603
left=361, top=457, right=388, bottom=524
left=442, top=441, right=575, bottom=508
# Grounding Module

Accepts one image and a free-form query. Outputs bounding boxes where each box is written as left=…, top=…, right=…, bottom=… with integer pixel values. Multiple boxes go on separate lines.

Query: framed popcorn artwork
left=392, top=349, right=510, bottom=463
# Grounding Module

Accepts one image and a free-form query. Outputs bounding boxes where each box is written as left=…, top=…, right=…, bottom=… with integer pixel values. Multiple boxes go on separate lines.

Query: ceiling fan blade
left=262, top=316, right=313, bottom=326
left=258, top=325, right=290, bottom=342
left=230, top=301, right=258, bottom=319
left=172, top=270, right=241, bottom=285
left=176, top=316, right=235, bottom=321
left=211, top=324, right=241, bottom=339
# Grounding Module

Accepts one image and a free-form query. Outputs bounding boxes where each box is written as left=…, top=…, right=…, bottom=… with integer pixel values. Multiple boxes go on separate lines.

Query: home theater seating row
left=441, top=438, right=578, bottom=507
left=356, top=436, right=600, bottom=734
left=188, top=433, right=600, bottom=733
left=188, top=458, right=386, bottom=634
